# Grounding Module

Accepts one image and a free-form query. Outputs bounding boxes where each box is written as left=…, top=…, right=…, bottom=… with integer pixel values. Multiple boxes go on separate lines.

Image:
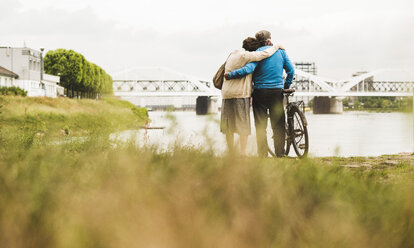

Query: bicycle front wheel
left=289, top=105, right=309, bottom=158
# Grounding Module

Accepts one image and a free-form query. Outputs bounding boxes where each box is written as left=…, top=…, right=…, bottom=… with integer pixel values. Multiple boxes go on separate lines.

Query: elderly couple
left=221, top=30, right=295, bottom=157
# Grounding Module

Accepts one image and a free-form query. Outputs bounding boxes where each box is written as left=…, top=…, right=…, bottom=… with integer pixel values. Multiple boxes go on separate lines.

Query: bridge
left=113, top=67, right=219, bottom=97
left=112, top=67, right=220, bottom=113
left=113, top=67, right=414, bottom=114
left=292, top=68, right=414, bottom=97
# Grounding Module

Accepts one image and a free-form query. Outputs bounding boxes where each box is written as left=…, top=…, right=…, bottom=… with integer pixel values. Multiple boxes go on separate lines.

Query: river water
left=114, top=111, right=414, bottom=157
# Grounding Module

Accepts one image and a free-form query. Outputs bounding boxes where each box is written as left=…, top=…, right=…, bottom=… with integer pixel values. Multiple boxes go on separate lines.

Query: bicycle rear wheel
left=289, top=105, right=309, bottom=158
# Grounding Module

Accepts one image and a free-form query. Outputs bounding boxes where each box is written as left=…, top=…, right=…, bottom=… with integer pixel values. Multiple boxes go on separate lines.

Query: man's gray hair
left=255, top=30, right=271, bottom=41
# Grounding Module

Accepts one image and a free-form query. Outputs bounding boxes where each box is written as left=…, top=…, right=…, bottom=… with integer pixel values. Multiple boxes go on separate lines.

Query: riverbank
left=343, top=108, right=413, bottom=113
left=0, top=96, right=149, bottom=139
left=0, top=97, right=413, bottom=247
left=306, top=107, right=412, bottom=113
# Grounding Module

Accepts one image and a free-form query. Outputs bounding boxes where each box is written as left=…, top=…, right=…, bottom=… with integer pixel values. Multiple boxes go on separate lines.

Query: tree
left=44, top=49, right=113, bottom=98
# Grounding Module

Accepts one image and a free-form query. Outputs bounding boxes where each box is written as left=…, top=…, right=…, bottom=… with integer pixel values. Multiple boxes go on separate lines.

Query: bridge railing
left=291, top=78, right=414, bottom=95
left=113, top=80, right=209, bottom=92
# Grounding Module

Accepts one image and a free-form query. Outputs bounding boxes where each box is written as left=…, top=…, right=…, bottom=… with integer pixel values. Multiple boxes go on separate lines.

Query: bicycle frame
left=285, top=98, right=308, bottom=127
left=267, top=89, right=309, bottom=157
left=285, top=94, right=305, bottom=116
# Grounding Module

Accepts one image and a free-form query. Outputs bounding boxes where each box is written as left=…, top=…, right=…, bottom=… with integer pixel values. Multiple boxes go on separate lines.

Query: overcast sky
left=1, top=0, right=413, bottom=80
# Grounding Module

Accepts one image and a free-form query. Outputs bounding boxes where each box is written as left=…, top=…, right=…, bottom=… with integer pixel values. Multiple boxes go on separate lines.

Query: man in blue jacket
left=225, top=30, right=295, bottom=157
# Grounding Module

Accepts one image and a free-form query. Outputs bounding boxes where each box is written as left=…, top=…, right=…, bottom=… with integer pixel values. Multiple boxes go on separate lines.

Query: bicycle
left=267, top=89, right=309, bottom=158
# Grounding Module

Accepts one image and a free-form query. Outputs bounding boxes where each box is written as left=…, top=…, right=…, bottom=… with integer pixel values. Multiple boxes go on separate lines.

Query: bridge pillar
left=196, top=96, right=219, bottom=115
left=313, top=96, right=343, bottom=114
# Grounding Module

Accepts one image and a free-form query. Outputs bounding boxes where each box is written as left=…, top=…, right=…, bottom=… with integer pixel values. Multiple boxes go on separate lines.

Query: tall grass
left=1, top=137, right=413, bottom=247
left=0, top=96, right=413, bottom=247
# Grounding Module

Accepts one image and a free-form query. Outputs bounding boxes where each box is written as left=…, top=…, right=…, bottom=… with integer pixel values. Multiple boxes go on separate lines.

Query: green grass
left=0, top=96, right=414, bottom=247
left=0, top=96, right=148, bottom=139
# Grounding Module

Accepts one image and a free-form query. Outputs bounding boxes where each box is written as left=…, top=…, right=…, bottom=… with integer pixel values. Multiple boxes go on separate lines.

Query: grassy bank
left=0, top=96, right=148, bottom=139
left=0, top=97, right=414, bottom=247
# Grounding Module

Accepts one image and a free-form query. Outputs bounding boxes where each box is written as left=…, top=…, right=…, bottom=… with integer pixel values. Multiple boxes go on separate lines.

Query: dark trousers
left=252, top=89, right=285, bottom=157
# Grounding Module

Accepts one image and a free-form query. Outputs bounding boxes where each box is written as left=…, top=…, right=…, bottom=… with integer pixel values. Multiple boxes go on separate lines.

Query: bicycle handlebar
left=283, top=89, right=295, bottom=94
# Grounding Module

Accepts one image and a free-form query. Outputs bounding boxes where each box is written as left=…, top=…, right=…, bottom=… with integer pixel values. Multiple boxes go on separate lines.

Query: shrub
left=131, top=106, right=149, bottom=120
left=0, top=86, right=27, bottom=96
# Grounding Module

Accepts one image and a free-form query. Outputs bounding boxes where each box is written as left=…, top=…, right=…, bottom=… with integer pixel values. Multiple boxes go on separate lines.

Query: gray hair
left=255, top=30, right=271, bottom=42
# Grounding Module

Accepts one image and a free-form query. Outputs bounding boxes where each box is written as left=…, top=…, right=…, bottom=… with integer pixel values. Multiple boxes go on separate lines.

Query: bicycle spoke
left=294, top=114, right=304, bottom=130
left=294, top=129, right=304, bottom=136
left=295, top=135, right=303, bottom=145
left=292, top=112, right=306, bottom=152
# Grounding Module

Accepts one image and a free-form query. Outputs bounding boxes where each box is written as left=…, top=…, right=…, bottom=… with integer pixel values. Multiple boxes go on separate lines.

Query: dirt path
left=312, top=153, right=414, bottom=183
left=316, top=153, right=414, bottom=168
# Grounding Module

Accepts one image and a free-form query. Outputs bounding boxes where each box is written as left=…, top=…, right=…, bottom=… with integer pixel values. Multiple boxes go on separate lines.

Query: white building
left=0, top=66, right=19, bottom=87
left=0, top=46, right=64, bottom=97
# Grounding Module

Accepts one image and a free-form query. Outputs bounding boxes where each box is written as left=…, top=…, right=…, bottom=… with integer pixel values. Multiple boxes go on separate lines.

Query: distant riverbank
left=307, top=96, right=413, bottom=113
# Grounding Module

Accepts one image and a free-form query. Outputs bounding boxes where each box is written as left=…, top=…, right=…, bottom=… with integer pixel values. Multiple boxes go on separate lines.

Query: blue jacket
left=227, top=46, right=295, bottom=89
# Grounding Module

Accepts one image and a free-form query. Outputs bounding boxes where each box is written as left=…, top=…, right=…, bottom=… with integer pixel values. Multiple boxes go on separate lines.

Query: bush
left=102, top=97, right=149, bottom=122
left=131, top=106, right=149, bottom=120
left=0, top=86, right=27, bottom=96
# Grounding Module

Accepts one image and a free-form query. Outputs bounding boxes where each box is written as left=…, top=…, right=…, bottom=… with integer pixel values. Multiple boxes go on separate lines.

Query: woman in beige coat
left=221, top=37, right=282, bottom=155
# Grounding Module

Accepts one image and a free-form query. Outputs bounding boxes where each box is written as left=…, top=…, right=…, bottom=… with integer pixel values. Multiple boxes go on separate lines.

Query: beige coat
left=222, top=46, right=277, bottom=99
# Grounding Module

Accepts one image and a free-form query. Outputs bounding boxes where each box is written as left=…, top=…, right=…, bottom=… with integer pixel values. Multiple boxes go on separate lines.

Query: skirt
left=220, top=98, right=251, bottom=135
